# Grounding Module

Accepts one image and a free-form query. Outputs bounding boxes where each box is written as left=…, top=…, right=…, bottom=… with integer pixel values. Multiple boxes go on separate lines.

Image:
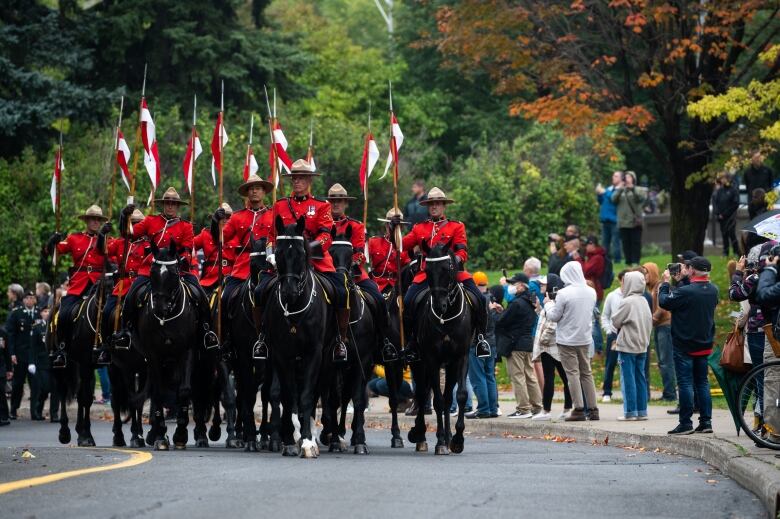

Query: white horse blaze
left=291, top=413, right=302, bottom=442
left=310, top=417, right=318, bottom=440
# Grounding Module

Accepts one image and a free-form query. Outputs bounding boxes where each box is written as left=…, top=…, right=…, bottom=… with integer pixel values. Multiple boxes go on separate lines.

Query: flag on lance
left=210, top=112, right=228, bottom=186
left=116, top=129, right=131, bottom=190
left=379, top=112, right=403, bottom=180
left=359, top=133, right=380, bottom=195
left=50, top=148, right=64, bottom=212
left=243, top=147, right=259, bottom=181
left=182, top=130, right=203, bottom=194
left=268, top=120, right=292, bottom=179
left=140, top=99, right=161, bottom=189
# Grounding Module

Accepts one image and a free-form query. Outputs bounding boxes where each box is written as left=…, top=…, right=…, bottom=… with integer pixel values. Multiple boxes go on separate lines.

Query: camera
left=746, top=261, right=758, bottom=271
left=667, top=263, right=682, bottom=276
left=772, top=245, right=780, bottom=258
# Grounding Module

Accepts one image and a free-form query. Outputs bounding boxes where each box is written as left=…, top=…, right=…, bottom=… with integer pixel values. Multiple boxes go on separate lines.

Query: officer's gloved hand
left=121, top=204, right=136, bottom=217
left=389, top=215, right=402, bottom=231
left=27, top=364, right=36, bottom=375
left=214, top=207, right=227, bottom=222
left=46, top=232, right=63, bottom=255
left=100, top=222, right=113, bottom=235
left=267, top=253, right=276, bottom=267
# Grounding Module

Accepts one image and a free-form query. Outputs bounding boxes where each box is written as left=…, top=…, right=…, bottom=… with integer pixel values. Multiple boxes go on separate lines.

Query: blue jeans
left=602, top=333, right=619, bottom=396
left=367, top=377, right=413, bottom=401
left=747, top=331, right=765, bottom=415
left=673, top=349, right=712, bottom=428
left=655, top=325, right=676, bottom=400
left=592, top=316, right=603, bottom=354
left=469, top=347, right=498, bottom=415
left=601, top=220, right=622, bottom=262
left=618, top=352, right=647, bottom=417
left=96, top=366, right=110, bottom=401
left=450, top=376, right=474, bottom=413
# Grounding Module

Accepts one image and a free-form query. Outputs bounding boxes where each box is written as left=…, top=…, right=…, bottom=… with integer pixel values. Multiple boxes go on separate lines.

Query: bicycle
left=737, top=359, right=780, bottom=449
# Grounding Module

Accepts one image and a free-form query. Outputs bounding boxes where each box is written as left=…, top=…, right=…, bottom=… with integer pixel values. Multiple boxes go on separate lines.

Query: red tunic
left=368, top=235, right=410, bottom=292
left=333, top=216, right=368, bottom=282
left=193, top=229, right=235, bottom=288
left=401, top=218, right=472, bottom=284
left=269, top=195, right=335, bottom=273
left=222, top=207, right=273, bottom=280
left=56, top=232, right=106, bottom=296
left=106, top=237, right=147, bottom=296
left=128, top=214, right=194, bottom=277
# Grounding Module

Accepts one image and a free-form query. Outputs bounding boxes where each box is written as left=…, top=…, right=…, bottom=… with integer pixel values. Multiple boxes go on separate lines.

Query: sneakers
left=507, top=411, right=533, bottom=419
left=636, top=415, right=648, bottom=421
left=531, top=411, right=551, bottom=421
left=496, top=408, right=503, bottom=417
left=668, top=424, right=694, bottom=435
left=617, top=415, right=637, bottom=421
left=600, top=394, right=612, bottom=403
left=694, top=422, right=713, bottom=433
left=666, top=406, right=680, bottom=415
left=564, top=408, right=586, bottom=421
left=558, top=409, right=571, bottom=420
left=464, top=410, right=479, bottom=419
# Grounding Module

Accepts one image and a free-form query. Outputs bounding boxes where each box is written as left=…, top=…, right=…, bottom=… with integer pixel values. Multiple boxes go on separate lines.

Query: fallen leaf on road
left=706, top=479, right=718, bottom=484
left=21, top=450, right=35, bottom=460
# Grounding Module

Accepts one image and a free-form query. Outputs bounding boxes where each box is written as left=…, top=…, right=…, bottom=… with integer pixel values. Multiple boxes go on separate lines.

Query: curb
left=27, top=406, right=780, bottom=518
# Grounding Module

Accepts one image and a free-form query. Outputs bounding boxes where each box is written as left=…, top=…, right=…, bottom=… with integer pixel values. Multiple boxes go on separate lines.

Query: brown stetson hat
left=326, top=183, right=356, bottom=201
left=419, top=187, right=455, bottom=205
left=238, top=174, right=274, bottom=196
left=284, top=158, right=321, bottom=177
left=154, top=186, right=188, bottom=205
left=77, top=205, right=109, bottom=222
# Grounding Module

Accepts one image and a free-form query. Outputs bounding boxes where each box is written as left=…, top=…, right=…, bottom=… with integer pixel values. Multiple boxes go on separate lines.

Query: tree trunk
left=668, top=148, right=713, bottom=257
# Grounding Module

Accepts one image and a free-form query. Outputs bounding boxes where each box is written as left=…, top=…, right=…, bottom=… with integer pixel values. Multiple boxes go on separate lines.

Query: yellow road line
left=0, top=448, right=152, bottom=495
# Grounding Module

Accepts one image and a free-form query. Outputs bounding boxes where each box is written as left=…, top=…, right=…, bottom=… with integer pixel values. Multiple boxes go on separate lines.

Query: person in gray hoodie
left=611, top=271, right=653, bottom=420
left=546, top=261, right=599, bottom=421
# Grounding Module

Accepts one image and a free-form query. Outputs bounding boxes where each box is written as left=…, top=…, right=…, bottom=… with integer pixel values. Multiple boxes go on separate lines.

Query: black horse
left=407, top=242, right=476, bottom=455
left=133, top=239, right=201, bottom=450
left=257, top=216, right=337, bottom=458
left=320, top=226, right=376, bottom=454
left=48, top=280, right=112, bottom=446
left=223, top=235, right=279, bottom=452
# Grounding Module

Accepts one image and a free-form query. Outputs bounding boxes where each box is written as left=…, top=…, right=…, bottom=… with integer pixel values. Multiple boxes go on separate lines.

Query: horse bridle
left=150, top=257, right=186, bottom=324
left=425, top=253, right=463, bottom=324
left=276, top=235, right=316, bottom=317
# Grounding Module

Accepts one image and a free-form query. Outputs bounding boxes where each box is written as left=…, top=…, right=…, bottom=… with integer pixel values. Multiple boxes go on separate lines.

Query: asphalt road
left=0, top=419, right=764, bottom=519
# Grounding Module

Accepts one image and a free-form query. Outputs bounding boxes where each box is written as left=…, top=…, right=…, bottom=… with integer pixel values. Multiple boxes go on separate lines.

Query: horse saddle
left=312, top=272, right=336, bottom=306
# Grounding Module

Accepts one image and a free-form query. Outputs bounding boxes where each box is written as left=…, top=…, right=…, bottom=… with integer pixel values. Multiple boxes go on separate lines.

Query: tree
left=431, top=0, right=780, bottom=254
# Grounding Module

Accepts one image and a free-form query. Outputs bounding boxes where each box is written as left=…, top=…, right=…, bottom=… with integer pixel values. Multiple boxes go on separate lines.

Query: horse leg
left=130, top=405, right=145, bottom=448
left=450, top=353, right=468, bottom=454
left=222, top=367, right=239, bottom=449
left=148, top=362, right=169, bottom=451
left=240, top=365, right=258, bottom=453
left=268, top=372, right=282, bottom=452
left=173, top=349, right=194, bottom=450
left=278, top=366, right=298, bottom=457
left=431, top=365, right=449, bottom=455
left=385, top=361, right=404, bottom=448
left=56, top=371, right=71, bottom=444
left=259, top=372, right=270, bottom=450
left=351, top=366, right=369, bottom=455
left=408, top=364, right=428, bottom=452
left=77, top=364, right=96, bottom=447
left=298, top=356, right=320, bottom=459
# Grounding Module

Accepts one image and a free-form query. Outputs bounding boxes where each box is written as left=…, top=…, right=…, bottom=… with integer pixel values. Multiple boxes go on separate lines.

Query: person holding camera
left=713, top=172, right=740, bottom=257
left=596, top=171, right=623, bottom=262
left=611, top=171, right=647, bottom=266
left=755, top=243, right=780, bottom=441
left=659, top=256, right=718, bottom=435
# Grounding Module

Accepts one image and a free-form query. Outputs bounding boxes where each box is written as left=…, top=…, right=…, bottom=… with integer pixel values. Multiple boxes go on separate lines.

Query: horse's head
left=248, top=235, right=268, bottom=286
left=422, top=240, right=457, bottom=315
left=149, top=238, right=181, bottom=309
left=329, top=225, right=354, bottom=277
left=275, top=215, right=308, bottom=301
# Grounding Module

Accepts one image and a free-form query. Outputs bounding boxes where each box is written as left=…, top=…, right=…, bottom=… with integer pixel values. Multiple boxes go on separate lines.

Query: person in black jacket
left=755, top=248, right=780, bottom=442
left=659, top=256, right=718, bottom=435
left=6, top=291, right=39, bottom=420
left=713, top=172, right=740, bottom=256
left=743, top=151, right=774, bottom=199
left=493, top=273, right=541, bottom=418
left=0, top=325, right=11, bottom=426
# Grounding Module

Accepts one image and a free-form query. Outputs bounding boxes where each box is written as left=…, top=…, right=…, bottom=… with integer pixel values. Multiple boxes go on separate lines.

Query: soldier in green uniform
left=6, top=291, right=40, bottom=420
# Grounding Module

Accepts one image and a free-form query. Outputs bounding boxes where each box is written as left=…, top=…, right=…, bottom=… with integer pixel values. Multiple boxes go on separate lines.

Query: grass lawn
left=482, top=255, right=738, bottom=398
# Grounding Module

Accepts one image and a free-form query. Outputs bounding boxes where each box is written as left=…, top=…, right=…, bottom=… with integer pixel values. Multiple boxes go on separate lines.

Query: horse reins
left=425, top=254, right=465, bottom=325
left=149, top=258, right=188, bottom=326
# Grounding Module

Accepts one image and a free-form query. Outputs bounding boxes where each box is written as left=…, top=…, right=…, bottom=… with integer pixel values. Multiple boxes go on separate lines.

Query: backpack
left=600, top=256, right=614, bottom=290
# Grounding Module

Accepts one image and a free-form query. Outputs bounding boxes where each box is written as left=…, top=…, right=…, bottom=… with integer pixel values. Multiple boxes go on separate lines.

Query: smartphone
left=667, top=263, right=681, bottom=276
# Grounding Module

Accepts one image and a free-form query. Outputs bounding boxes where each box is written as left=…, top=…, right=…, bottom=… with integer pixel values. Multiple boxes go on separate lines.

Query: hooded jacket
left=611, top=271, right=653, bottom=354
left=545, top=262, right=597, bottom=346
left=610, top=172, right=647, bottom=229
left=494, top=287, right=537, bottom=354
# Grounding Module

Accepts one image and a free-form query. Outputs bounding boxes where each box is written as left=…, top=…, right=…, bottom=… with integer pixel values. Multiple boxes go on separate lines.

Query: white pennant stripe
left=118, top=137, right=131, bottom=190
left=367, top=138, right=379, bottom=178
left=380, top=122, right=404, bottom=179
left=249, top=153, right=259, bottom=175
left=273, top=128, right=288, bottom=149
left=50, top=175, right=57, bottom=213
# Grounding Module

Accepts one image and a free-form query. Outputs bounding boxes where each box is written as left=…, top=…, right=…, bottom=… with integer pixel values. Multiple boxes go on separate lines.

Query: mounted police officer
left=328, top=184, right=398, bottom=362
left=254, top=159, right=349, bottom=362
left=369, top=208, right=412, bottom=294
left=115, top=187, right=219, bottom=351
left=6, top=290, right=40, bottom=419
left=393, top=187, right=491, bottom=362
left=196, top=202, right=235, bottom=297
left=45, top=205, right=111, bottom=368
left=213, top=174, right=275, bottom=352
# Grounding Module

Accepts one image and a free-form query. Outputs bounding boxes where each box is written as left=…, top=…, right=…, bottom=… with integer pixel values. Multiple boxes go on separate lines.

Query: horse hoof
left=113, top=435, right=127, bottom=447
left=300, top=439, right=318, bottom=459
left=244, top=441, right=258, bottom=452
left=174, top=443, right=187, bottom=451
left=154, top=439, right=170, bottom=451
left=354, top=444, right=369, bottom=455
left=59, top=428, right=71, bottom=445
left=329, top=441, right=345, bottom=453
left=435, top=445, right=450, bottom=455
left=208, top=426, right=221, bottom=442
left=195, top=438, right=209, bottom=448
left=129, top=437, right=145, bottom=448
left=78, top=436, right=96, bottom=447
left=416, top=441, right=428, bottom=453
left=226, top=438, right=242, bottom=449
left=269, top=439, right=282, bottom=452
left=391, top=437, right=405, bottom=449
left=450, top=438, right=464, bottom=454
left=259, top=437, right=269, bottom=451
left=282, top=444, right=299, bottom=457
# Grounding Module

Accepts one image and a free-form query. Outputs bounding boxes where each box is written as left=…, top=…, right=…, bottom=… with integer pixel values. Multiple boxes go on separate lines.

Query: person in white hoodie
left=546, top=261, right=599, bottom=421
left=611, top=271, right=653, bottom=420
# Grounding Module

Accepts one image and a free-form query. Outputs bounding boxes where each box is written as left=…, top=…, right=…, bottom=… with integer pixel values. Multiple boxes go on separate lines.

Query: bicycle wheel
left=738, top=359, right=780, bottom=450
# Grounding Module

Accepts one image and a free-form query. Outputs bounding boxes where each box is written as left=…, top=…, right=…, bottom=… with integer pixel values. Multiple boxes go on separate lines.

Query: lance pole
left=264, top=85, right=278, bottom=204
left=388, top=82, right=405, bottom=349
left=189, top=94, right=197, bottom=223
left=113, top=65, right=146, bottom=333
left=53, top=128, right=63, bottom=277
left=216, top=81, right=225, bottom=343
left=108, top=95, right=124, bottom=219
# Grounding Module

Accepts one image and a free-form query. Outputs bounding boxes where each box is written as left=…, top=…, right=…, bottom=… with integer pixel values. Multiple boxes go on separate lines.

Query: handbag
left=720, top=323, right=747, bottom=373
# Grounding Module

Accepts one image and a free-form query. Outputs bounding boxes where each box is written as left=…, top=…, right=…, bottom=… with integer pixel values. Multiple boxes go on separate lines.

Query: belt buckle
left=86, top=266, right=93, bottom=273
left=222, top=260, right=228, bottom=267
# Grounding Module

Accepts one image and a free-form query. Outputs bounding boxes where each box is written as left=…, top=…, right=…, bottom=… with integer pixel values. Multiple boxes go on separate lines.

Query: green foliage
left=444, top=125, right=599, bottom=269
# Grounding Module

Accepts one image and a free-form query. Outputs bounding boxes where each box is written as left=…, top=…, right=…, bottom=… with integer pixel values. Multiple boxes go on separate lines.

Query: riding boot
left=252, top=308, right=269, bottom=360
left=112, top=293, right=135, bottom=350
left=474, top=296, right=491, bottom=358
left=374, top=305, right=399, bottom=363
left=196, top=289, right=220, bottom=350
left=52, top=308, right=69, bottom=369
left=334, top=308, right=350, bottom=363
left=402, top=311, right=420, bottom=364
